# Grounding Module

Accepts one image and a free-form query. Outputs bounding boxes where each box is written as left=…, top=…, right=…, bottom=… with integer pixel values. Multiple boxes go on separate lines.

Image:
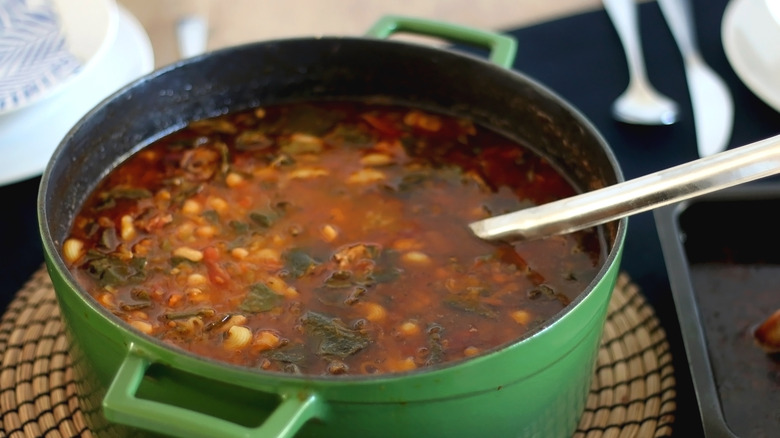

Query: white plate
left=722, top=0, right=780, bottom=113
left=0, top=5, right=154, bottom=186
left=0, top=0, right=119, bottom=115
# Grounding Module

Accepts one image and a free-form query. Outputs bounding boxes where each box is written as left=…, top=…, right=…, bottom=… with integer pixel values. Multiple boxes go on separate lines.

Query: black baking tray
left=655, top=183, right=780, bottom=438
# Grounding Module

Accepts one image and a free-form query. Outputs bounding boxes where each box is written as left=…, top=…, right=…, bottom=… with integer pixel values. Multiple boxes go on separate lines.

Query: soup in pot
left=62, top=101, right=603, bottom=376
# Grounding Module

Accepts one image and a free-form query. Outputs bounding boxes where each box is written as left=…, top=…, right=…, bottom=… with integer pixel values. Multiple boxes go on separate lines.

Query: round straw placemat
left=0, top=268, right=675, bottom=437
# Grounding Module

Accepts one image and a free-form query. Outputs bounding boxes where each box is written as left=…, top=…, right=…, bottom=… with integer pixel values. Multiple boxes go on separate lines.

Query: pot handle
left=365, top=15, right=518, bottom=68
left=103, top=348, right=326, bottom=438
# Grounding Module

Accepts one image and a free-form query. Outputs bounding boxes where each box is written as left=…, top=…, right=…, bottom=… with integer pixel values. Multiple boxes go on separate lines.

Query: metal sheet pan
left=655, top=182, right=780, bottom=438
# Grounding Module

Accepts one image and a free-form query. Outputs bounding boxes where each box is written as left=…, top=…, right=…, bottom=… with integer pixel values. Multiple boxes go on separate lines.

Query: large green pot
left=38, top=16, right=626, bottom=438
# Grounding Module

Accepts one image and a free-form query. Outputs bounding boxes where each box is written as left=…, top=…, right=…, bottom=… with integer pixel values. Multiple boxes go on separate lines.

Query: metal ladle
left=469, top=134, right=780, bottom=241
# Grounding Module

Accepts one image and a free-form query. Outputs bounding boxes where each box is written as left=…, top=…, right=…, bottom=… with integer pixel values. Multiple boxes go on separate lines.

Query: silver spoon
left=604, top=0, right=679, bottom=125
left=469, top=134, right=780, bottom=241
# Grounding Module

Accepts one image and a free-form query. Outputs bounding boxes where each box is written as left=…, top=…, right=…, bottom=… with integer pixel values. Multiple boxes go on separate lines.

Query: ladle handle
left=469, top=134, right=780, bottom=241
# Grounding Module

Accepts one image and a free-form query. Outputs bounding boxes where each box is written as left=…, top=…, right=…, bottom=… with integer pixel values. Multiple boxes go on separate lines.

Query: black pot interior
left=41, top=37, right=622, bottom=255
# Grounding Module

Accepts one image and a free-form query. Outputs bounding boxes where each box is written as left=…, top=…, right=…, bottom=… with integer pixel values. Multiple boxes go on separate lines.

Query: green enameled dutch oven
left=38, top=16, right=626, bottom=438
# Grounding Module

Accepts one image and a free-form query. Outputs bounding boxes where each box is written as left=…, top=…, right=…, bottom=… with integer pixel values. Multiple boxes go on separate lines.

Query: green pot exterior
left=43, top=239, right=623, bottom=438
left=39, top=16, right=628, bottom=437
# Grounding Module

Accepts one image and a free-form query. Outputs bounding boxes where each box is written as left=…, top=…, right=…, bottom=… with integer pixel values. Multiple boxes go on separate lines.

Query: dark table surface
left=496, top=0, right=780, bottom=436
left=2, top=0, right=780, bottom=436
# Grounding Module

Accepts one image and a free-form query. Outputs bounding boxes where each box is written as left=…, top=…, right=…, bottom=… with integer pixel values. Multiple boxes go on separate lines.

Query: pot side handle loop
left=103, top=351, right=325, bottom=438
left=365, top=15, right=518, bottom=69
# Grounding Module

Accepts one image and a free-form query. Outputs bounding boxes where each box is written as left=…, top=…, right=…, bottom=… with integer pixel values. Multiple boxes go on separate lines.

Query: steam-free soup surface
left=63, top=101, right=602, bottom=375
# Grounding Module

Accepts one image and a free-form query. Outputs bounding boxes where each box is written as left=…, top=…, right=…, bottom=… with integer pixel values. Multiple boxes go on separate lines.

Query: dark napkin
left=0, top=176, right=42, bottom=311
left=497, top=0, right=780, bottom=435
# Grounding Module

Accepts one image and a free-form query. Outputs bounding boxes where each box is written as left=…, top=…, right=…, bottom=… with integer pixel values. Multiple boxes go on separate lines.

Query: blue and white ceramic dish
left=0, top=5, right=151, bottom=186
left=0, top=0, right=117, bottom=114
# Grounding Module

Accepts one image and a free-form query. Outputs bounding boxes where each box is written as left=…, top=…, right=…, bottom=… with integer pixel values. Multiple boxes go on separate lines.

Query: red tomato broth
left=62, top=101, right=603, bottom=376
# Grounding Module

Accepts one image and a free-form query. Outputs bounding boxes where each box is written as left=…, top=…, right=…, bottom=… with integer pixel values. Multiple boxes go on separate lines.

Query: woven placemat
left=0, top=268, right=675, bottom=437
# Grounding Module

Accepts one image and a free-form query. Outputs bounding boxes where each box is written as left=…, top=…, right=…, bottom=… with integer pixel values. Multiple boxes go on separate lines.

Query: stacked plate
left=0, top=0, right=154, bottom=186
left=722, top=0, right=780, bottom=113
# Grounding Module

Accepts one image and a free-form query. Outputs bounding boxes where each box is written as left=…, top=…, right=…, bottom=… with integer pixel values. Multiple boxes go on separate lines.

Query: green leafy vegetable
left=316, top=284, right=366, bottom=307
left=284, top=249, right=319, bottom=278
left=279, top=135, right=323, bottom=155
left=323, top=123, right=375, bottom=149
left=188, top=118, right=238, bottom=135
left=108, top=186, right=153, bottom=199
left=369, top=248, right=401, bottom=284
left=527, top=284, right=570, bottom=305
left=120, top=302, right=152, bottom=312
left=343, top=287, right=366, bottom=306
left=205, top=314, right=233, bottom=332
left=425, top=323, right=446, bottom=366
left=164, top=308, right=217, bottom=320
left=170, top=181, right=204, bottom=207
left=266, top=344, right=306, bottom=364
left=229, top=220, right=250, bottom=234
left=98, top=227, right=119, bottom=250
left=201, top=210, right=220, bottom=223
left=235, top=130, right=273, bottom=151
left=94, top=186, right=153, bottom=211
left=301, top=311, right=370, bottom=358
left=170, top=256, right=198, bottom=267
left=131, top=288, right=151, bottom=301
left=396, top=171, right=431, bottom=192
left=84, top=251, right=147, bottom=287
left=323, top=270, right=353, bottom=288
left=249, top=212, right=275, bottom=228
left=239, top=283, right=283, bottom=313
left=320, top=248, right=400, bottom=294
left=214, top=142, right=231, bottom=177
left=284, top=105, right=343, bottom=135
left=527, top=284, right=556, bottom=300
left=444, top=287, right=498, bottom=318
